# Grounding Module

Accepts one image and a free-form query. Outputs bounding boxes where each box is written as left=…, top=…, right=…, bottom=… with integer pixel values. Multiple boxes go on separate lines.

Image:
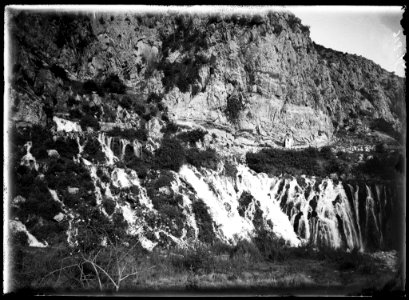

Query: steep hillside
left=6, top=9, right=405, bottom=273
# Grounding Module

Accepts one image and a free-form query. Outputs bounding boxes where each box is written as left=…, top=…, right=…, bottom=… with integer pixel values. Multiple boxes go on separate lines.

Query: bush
left=169, top=245, right=215, bottom=274
left=82, top=79, right=103, bottom=95
left=54, top=138, right=79, bottom=159
left=161, top=122, right=179, bottom=135
left=106, top=127, right=148, bottom=141
left=237, top=191, right=254, bottom=217
left=119, top=95, right=133, bottom=110
left=69, top=108, right=83, bottom=119
left=177, top=129, right=207, bottom=146
left=19, top=181, right=63, bottom=221
left=225, top=93, right=245, bottom=124
left=192, top=199, right=215, bottom=244
left=185, top=148, right=219, bottom=170
left=103, top=198, right=116, bottom=215
left=253, top=229, right=289, bottom=262
left=80, top=115, right=100, bottom=131
left=154, top=137, right=186, bottom=172
left=246, top=147, right=323, bottom=176
left=83, top=138, right=106, bottom=163
left=102, top=74, right=127, bottom=94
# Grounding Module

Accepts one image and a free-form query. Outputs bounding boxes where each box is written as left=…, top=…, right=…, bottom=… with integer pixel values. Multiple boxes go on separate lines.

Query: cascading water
left=97, top=132, right=118, bottom=165
left=177, top=163, right=391, bottom=251
left=120, top=139, right=130, bottom=160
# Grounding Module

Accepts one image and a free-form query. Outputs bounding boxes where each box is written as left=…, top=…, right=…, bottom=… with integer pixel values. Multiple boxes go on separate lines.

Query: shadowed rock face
left=9, top=10, right=405, bottom=148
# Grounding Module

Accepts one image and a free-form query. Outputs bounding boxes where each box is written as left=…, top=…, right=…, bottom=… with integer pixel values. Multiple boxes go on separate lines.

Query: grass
left=9, top=238, right=399, bottom=295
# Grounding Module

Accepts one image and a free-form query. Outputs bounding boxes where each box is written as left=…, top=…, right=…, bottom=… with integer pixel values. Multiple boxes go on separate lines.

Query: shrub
left=246, top=147, right=321, bottom=176
left=185, top=148, right=219, bottom=170
left=82, top=104, right=102, bottom=119
left=161, top=122, right=179, bottom=135
left=192, top=199, right=215, bottom=244
left=19, top=181, right=62, bottom=221
left=223, top=160, right=238, bottom=178
left=230, top=239, right=262, bottom=261
left=102, top=104, right=117, bottom=122
left=371, top=118, right=399, bottom=138
left=50, top=64, right=68, bottom=81
left=119, top=95, right=133, bottom=110
left=147, top=92, right=162, bottom=104
left=80, top=115, right=100, bottom=131
left=106, top=127, right=148, bottom=141
left=225, top=93, right=245, bottom=124
left=102, top=74, right=127, bottom=94
left=103, top=198, right=116, bottom=215
left=69, top=108, right=83, bottom=119
left=237, top=191, right=254, bottom=217
left=54, top=138, right=79, bottom=159
left=83, top=138, right=106, bottom=163
left=124, top=156, right=149, bottom=179
left=253, top=229, right=289, bottom=262
left=177, top=129, right=207, bottom=146
left=82, top=79, right=103, bottom=95
left=154, top=137, right=186, bottom=172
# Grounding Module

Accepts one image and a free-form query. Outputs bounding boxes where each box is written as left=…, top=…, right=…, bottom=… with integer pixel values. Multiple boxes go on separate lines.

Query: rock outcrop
left=8, top=10, right=405, bottom=149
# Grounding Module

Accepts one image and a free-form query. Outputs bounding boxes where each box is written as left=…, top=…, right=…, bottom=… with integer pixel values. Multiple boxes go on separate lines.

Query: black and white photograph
left=3, top=5, right=406, bottom=296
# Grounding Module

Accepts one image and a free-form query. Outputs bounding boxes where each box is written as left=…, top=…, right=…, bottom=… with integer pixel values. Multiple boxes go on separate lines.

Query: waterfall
left=179, top=164, right=301, bottom=246
left=132, top=140, right=143, bottom=158
left=97, top=133, right=118, bottom=165
left=120, top=139, right=130, bottom=160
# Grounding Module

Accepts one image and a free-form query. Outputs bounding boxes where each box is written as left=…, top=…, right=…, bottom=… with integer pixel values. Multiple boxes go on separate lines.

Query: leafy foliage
left=79, top=115, right=100, bottom=131
left=192, top=199, right=215, bottom=244
left=83, top=138, right=106, bottom=163
left=185, top=148, right=219, bottom=170
left=177, top=129, right=207, bottom=146
left=225, top=93, right=245, bottom=124
left=370, top=118, right=401, bottom=140
left=153, top=137, right=186, bottom=172
left=106, top=127, right=148, bottom=141
left=246, top=147, right=347, bottom=177
left=53, top=138, right=79, bottom=159
left=102, top=74, right=127, bottom=94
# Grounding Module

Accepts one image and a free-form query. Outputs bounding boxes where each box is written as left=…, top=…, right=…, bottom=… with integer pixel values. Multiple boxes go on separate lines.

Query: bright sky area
left=286, top=6, right=406, bottom=77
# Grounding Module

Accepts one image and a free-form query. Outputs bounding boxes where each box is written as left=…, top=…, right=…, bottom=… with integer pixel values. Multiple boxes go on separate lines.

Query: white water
left=179, top=165, right=301, bottom=246
left=47, top=151, right=389, bottom=252
left=97, top=133, right=118, bottom=165
left=20, top=141, right=39, bottom=171
left=53, top=116, right=82, bottom=132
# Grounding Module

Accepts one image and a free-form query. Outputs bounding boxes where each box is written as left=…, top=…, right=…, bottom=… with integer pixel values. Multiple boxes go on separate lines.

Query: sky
left=286, top=6, right=406, bottom=77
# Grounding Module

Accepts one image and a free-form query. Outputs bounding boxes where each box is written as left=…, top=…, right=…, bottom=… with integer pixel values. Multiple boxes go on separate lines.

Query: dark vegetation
left=246, top=146, right=345, bottom=177
left=153, top=137, right=186, bottom=172
left=225, top=92, right=246, bottom=124
left=237, top=191, right=254, bottom=217
left=370, top=118, right=401, bottom=141
left=185, top=148, right=219, bottom=170
left=106, top=127, right=148, bottom=141
left=83, top=137, right=106, bottom=164
left=177, top=129, right=207, bottom=146
left=192, top=199, right=216, bottom=244
left=158, top=14, right=211, bottom=95
left=354, top=150, right=404, bottom=180
left=152, top=132, right=220, bottom=172
left=102, top=74, right=127, bottom=94
left=79, top=115, right=100, bottom=131
left=146, top=173, right=186, bottom=237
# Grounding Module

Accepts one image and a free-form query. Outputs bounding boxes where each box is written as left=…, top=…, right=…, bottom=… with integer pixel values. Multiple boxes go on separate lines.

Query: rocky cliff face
left=10, top=10, right=405, bottom=148
left=7, top=9, right=405, bottom=253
